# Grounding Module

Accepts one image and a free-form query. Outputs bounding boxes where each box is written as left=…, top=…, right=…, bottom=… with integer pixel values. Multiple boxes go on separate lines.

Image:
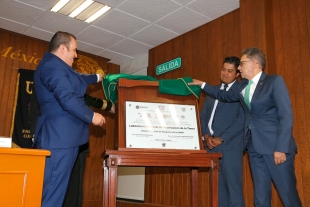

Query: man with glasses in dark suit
left=190, top=48, right=301, bottom=207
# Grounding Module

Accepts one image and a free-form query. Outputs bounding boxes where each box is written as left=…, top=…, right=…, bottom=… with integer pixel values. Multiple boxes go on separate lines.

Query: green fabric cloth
left=102, top=74, right=158, bottom=104
left=102, top=74, right=200, bottom=104
left=158, top=77, right=201, bottom=99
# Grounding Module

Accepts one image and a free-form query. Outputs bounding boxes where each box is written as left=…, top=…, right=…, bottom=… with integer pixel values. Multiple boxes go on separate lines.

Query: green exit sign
left=156, top=57, right=181, bottom=75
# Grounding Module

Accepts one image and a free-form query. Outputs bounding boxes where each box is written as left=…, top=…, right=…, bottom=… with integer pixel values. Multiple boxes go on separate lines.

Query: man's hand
left=205, top=135, right=216, bottom=149
left=96, top=69, right=106, bottom=82
left=212, top=137, right=223, bottom=146
left=109, top=104, right=115, bottom=113
left=188, top=79, right=204, bottom=86
left=92, top=112, right=106, bottom=126
left=97, top=73, right=104, bottom=82
left=274, top=151, right=286, bottom=165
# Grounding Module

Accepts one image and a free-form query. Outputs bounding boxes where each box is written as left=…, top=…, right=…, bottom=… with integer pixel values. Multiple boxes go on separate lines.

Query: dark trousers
left=247, top=137, right=302, bottom=207
left=63, top=143, right=89, bottom=207
left=40, top=147, right=79, bottom=207
left=208, top=148, right=245, bottom=207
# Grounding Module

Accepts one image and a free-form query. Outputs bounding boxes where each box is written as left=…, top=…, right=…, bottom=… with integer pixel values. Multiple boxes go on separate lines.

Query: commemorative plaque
left=125, top=101, right=200, bottom=150
left=102, top=79, right=222, bottom=207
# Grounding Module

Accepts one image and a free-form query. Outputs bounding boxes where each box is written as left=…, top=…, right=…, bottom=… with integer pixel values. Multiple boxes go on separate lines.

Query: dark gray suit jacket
left=200, top=81, right=245, bottom=152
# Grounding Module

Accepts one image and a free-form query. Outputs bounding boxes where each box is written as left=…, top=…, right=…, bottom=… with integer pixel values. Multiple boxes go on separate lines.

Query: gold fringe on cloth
left=10, top=72, right=21, bottom=148
left=178, top=78, right=199, bottom=99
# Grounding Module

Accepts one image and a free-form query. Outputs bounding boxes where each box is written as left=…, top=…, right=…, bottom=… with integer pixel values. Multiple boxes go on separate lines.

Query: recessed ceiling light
left=51, top=0, right=70, bottom=12
left=84, top=5, right=111, bottom=23
left=69, top=0, right=94, bottom=18
left=51, top=0, right=111, bottom=23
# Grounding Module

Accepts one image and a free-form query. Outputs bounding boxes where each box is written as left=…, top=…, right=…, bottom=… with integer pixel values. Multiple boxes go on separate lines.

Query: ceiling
left=0, top=0, right=239, bottom=66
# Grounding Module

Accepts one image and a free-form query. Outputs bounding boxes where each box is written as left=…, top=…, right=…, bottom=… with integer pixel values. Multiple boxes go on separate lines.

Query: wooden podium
left=102, top=79, right=222, bottom=207
left=0, top=147, right=50, bottom=207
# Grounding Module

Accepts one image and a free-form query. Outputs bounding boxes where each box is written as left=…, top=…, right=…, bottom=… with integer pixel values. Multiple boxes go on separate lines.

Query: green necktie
left=244, top=80, right=253, bottom=109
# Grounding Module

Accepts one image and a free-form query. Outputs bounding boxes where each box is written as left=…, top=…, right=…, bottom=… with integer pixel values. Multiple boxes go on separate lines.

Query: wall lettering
left=25, top=81, right=33, bottom=94
left=0, top=47, right=41, bottom=65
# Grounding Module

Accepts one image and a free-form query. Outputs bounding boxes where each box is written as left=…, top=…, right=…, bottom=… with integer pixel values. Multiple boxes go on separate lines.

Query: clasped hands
left=204, top=134, right=223, bottom=149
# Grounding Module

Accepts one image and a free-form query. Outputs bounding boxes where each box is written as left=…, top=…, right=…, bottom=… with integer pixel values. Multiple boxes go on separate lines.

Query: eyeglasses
left=239, top=60, right=252, bottom=66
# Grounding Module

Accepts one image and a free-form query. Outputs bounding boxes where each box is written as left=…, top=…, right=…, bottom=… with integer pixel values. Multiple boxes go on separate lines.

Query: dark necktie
left=223, top=84, right=228, bottom=91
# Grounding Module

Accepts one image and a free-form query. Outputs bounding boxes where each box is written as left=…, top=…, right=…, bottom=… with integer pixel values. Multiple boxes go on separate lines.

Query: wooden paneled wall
left=0, top=28, right=119, bottom=207
left=268, top=0, right=310, bottom=206
left=138, top=0, right=310, bottom=207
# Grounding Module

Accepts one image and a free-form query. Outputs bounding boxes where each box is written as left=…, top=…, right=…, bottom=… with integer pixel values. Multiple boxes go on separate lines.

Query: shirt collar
left=251, top=71, right=262, bottom=85
left=221, top=80, right=236, bottom=90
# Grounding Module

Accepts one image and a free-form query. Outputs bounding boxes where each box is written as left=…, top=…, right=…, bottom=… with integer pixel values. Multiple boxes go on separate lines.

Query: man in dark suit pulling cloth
left=33, top=31, right=106, bottom=207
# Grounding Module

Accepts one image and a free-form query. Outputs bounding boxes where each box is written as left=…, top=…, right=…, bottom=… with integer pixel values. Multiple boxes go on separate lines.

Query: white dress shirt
left=241, top=71, right=262, bottom=102
left=207, top=81, right=235, bottom=136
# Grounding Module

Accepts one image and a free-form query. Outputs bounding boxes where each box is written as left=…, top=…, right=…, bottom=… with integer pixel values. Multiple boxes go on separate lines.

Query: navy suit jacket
left=200, top=81, right=244, bottom=152
left=202, top=72, right=297, bottom=154
left=34, top=52, right=97, bottom=148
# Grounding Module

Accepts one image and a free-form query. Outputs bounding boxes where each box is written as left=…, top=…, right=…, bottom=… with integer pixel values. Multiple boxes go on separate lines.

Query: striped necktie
left=244, top=80, right=253, bottom=109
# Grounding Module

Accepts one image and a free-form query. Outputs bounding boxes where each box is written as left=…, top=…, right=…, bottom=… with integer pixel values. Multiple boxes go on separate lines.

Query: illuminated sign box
left=156, top=57, right=181, bottom=75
